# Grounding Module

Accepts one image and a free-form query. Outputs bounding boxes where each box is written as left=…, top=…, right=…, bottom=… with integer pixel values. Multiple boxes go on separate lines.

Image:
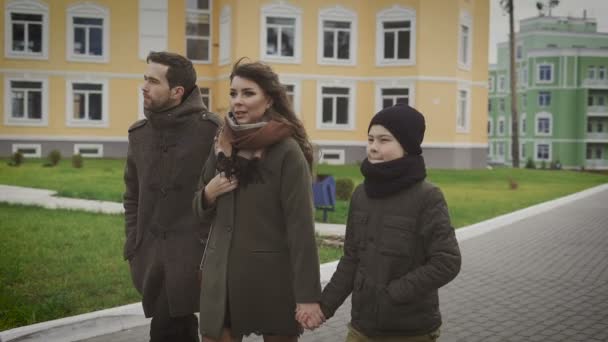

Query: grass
left=0, top=203, right=341, bottom=330
left=316, top=164, right=608, bottom=227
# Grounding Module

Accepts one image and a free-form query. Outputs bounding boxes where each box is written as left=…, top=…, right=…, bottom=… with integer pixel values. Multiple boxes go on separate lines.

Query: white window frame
left=12, top=143, right=41, bottom=158
left=138, top=0, right=168, bottom=60
left=66, top=79, right=109, bottom=128
left=319, top=149, right=345, bottom=165
left=74, top=143, right=103, bottom=158
left=186, top=0, right=212, bottom=64
left=219, top=5, right=232, bottom=66
left=488, top=76, right=495, bottom=92
left=376, top=5, right=416, bottom=67
left=199, top=86, right=212, bottom=111
left=535, top=112, right=552, bottom=136
left=588, top=66, right=596, bottom=80
left=5, top=0, right=49, bottom=60
left=458, top=10, right=473, bottom=70
left=4, top=76, right=49, bottom=127
left=499, top=98, right=505, bottom=112
left=538, top=91, right=551, bottom=107
left=516, top=43, right=523, bottom=60
left=536, top=63, right=553, bottom=84
left=599, top=66, right=606, bottom=80
left=318, top=5, right=357, bottom=66
left=316, top=79, right=356, bottom=130
left=260, top=2, right=302, bottom=64
left=497, top=142, right=505, bottom=161
left=374, top=79, right=415, bottom=113
left=498, top=75, right=506, bottom=92
left=535, top=142, right=551, bottom=162
left=498, top=116, right=506, bottom=136
left=520, top=113, right=527, bottom=135
left=456, top=85, right=471, bottom=133
left=520, top=142, right=526, bottom=159
left=278, top=76, right=302, bottom=117
left=66, top=3, right=110, bottom=63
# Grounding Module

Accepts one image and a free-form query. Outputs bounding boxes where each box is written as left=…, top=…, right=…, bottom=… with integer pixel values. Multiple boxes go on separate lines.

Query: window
left=319, top=149, right=345, bottom=165
left=5, top=0, right=48, bottom=59
left=139, top=0, right=168, bottom=60
left=74, top=144, right=103, bottom=158
left=488, top=99, right=492, bottom=112
left=186, top=0, right=211, bottom=63
left=284, top=84, right=295, bottom=107
left=488, top=118, right=493, bottom=136
left=4, top=77, right=48, bottom=126
left=599, top=96, right=606, bottom=107
left=522, top=93, right=527, bottom=108
left=521, top=114, right=527, bottom=135
left=516, top=44, right=522, bottom=60
left=535, top=112, right=552, bottom=136
left=499, top=98, right=505, bottom=112
left=261, top=3, right=302, bottom=63
left=587, top=120, right=593, bottom=133
left=598, top=121, right=604, bottom=133
left=537, top=63, right=553, bottom=83
left=376, top=6, right=416, bottom=66
left=599, top=67, right=606, bottom=80
left=317, top=81, right=355, bottom=130
left=498, top=75, right=506, bottom=92
left=457, top=88, right=470, bottom=132
left=12, top=143, right=41, bottom=158
left=535, top=143, right=551, bottom=161
left=381, top=88, right=409, bottom=108
left=318, top=6, right=356, bottom=65
left=521, top=143, right=526, bottom=159
left=538, top=91, right=551, bottom=107
left=498, top=142, right=505, bottom=157
left=279, top=78, right=301, bottom=116
left=586, top=145, right=602, bottom=160
left=67, top=80, right=108, bottom=127
left=588, top=66, right=596, bottom=80
left=219, top=5, right=231, bottom=65
left=199, top=87, right=210, bottom=110
left=489, top=76, right=495, bottom=92
left=523, top=67, right=529, bottom=85
left=67, top=3, right=109, bottom=62
left=458, top=10, right=473, bottom=70
left=498, top=116, right=505, bottom=135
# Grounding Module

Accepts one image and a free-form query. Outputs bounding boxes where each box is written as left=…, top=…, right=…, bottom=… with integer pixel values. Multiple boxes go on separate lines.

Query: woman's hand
left=203, top=172, right=238, bottom=206
left=295, top=303, right=325, bottom=330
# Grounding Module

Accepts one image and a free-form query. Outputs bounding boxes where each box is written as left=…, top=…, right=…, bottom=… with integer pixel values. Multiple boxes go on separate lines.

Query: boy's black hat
left=368, top=103, right=426, bottom=155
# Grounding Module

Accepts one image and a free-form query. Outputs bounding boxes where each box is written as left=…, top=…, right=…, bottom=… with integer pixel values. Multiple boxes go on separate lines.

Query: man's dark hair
left=146, top=51, right=197, bottom=92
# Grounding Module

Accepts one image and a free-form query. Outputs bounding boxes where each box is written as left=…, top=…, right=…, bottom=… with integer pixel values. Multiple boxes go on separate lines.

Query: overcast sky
left=489, top=0, right=608, bottom=63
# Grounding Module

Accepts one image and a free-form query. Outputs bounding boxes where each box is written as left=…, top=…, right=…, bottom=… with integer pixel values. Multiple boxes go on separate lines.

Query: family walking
left=123, top=51, right=461, bottom=342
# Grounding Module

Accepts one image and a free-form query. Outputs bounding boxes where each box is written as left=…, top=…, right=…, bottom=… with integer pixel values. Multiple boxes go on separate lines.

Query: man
left=123, top=51, right=220, bottom=342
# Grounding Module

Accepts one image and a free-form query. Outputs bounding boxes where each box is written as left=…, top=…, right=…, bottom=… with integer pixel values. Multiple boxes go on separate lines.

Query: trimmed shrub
left=336, top=178, right=355, bottom=201
left=47, top=150, right=62, bottom=167
left=525, top=157, right=536, bottom=169
left=550, top=160, right=562, bottom=170
left=72, top=154, right=84, bottom=168
left=540, top=160, right=547, bottom=169
left=8, top=152, right=24, bottom=167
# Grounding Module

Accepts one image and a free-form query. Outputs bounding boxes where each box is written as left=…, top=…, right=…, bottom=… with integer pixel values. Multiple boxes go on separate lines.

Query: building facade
left=488, top=14, right=608, bottom=169
left=1, top=0, right=489, bottom=168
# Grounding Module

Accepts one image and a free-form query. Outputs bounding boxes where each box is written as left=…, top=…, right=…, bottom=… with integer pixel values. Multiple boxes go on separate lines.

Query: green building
left=488, top=14, right=608, bottom=169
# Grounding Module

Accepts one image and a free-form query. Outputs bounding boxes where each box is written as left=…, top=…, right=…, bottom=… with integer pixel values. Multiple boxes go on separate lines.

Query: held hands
left=295, top=303, right=326, bottom=331
left=203, top=172, right=238, bottom=206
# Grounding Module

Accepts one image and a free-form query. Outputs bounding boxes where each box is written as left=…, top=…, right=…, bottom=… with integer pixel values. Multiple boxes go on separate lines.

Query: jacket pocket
left=350, top=211, right=368, bottom=251
left=376, top=287, right=420, bottom=331
left=379, top=216, right=416, bottom=257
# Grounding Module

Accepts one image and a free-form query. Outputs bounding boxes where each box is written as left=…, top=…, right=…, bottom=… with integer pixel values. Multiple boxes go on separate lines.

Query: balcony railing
left=587, top=106, right=608, bottom=117
left=582, top=78, right=608, bottom=89
left=586, top=132, right=608, bottom=141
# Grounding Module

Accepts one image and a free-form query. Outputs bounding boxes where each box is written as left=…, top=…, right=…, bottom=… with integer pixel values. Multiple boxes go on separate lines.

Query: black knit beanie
left=368, top=103, right=426, bottom=155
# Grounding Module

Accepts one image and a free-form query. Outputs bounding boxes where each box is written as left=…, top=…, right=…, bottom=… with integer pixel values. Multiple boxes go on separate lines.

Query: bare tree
left=500, top=0, right=519, bottom=167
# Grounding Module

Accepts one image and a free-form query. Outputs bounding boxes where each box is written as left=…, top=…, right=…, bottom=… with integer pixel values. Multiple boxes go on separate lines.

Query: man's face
left=142, top=62, right=180, bottom=112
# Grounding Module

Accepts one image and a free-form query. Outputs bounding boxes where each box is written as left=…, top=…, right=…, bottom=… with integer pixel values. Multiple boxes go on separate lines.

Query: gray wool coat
left=123, top=88, right=220, bottom=317
left=193, top=137, right=322, bottom=339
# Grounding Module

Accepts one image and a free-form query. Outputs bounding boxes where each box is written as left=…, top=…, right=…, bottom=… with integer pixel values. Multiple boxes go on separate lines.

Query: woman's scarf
left=360, top=155, right=427, bottom=198
left=215, top=112, right=293, bottom=185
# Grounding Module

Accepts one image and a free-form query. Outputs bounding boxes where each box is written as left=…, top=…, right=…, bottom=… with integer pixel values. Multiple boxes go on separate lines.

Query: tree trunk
left=509, top=0, right=519, bottom=167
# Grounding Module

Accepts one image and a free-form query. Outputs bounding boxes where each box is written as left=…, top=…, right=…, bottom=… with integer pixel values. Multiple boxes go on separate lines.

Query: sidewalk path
left=2, top=184, right=608, bottom=341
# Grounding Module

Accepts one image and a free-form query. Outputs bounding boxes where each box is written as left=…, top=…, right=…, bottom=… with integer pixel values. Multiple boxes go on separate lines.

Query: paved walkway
left=2, top=184, right=608, bottom=341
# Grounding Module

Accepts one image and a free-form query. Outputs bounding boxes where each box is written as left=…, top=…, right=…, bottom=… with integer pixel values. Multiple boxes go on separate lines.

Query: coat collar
left=144, top=87, right=207, bottom=129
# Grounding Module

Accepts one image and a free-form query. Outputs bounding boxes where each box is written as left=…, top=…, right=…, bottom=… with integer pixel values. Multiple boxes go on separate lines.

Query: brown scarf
left=215, top=113, right=293, bottom=184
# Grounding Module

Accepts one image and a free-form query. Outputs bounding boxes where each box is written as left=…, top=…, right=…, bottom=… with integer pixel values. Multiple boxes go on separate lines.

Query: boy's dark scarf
left=216, top=112, right=293, bottom=186
left=360, top=155, right=427, bottom=198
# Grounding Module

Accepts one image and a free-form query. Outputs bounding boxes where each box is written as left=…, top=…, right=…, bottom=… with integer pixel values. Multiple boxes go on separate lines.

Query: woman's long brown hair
left=229, top=57, right=313, bottom=170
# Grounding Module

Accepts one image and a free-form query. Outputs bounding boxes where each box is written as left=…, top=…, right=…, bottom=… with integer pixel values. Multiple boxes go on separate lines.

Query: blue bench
left=312, top=175, right=336, bottom=222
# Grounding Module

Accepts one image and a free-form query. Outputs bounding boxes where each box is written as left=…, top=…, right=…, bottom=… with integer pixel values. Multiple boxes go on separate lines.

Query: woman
left=194, top=59, right=323, bottom=342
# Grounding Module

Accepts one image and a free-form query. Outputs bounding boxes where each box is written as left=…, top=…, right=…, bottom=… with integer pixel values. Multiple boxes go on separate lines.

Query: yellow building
left=1, top=0, right=489, bottom=168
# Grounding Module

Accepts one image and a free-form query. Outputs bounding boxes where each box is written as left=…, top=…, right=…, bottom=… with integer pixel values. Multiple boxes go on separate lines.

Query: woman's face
left=367, top=125, right=405, bottom=163
left=229, top=76, right=272, bottom=124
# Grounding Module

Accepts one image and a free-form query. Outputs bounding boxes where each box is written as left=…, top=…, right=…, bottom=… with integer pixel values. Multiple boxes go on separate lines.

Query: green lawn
left=0, top=203, right=341, bottom=330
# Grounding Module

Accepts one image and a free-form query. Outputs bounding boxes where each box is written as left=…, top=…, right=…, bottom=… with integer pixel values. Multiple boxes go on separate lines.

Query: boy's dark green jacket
left=320, top=181, right=461, bottom=337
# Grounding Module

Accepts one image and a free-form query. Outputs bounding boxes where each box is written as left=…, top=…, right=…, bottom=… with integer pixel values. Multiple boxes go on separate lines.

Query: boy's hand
left=295, top=303, right=325, bottom=330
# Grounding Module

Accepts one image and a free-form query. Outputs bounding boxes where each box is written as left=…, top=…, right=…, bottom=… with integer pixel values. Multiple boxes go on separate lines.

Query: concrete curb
left=1, top=183, right=607, bottom=341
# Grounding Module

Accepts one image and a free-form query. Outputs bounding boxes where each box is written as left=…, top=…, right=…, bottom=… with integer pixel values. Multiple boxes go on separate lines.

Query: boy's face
left=367, top=125, right=405, bottom=163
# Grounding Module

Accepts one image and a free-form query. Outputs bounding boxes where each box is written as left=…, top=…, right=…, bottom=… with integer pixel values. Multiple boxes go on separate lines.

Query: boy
left=307, top=103, right=461, bottom=341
